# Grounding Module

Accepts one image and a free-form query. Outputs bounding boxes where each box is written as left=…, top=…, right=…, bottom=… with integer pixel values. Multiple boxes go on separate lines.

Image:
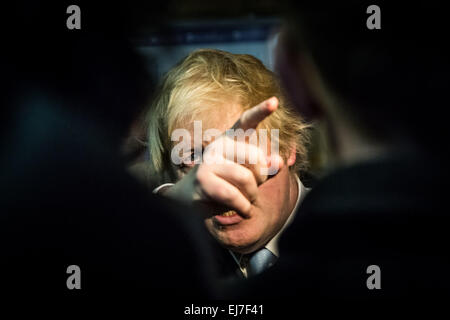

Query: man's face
left=170, top=105, right=297, bottom=254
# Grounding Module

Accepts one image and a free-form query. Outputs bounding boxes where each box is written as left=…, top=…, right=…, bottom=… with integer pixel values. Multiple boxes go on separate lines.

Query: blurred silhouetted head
left=2, top=1, right=169, bottom=144
left=280, top=1, right=449, bottom=149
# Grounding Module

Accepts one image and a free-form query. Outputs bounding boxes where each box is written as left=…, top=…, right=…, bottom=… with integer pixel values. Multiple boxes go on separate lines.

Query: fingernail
left=267, top=97, right=278, bottom=111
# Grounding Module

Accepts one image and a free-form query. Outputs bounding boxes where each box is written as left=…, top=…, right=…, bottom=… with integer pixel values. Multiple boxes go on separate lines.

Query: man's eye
left=181, top=152, right=195, bottom=164
left=180, top=149, right=202, bottom=168
left=179, top=163, right=192, bottom=172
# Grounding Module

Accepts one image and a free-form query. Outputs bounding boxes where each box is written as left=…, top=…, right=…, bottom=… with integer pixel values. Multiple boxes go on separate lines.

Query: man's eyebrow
left=190, top=145, right=205, bottom=153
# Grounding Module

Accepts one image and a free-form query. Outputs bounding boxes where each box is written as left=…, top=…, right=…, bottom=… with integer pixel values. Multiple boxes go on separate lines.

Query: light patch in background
left=134, top=18, right=280, bottom=79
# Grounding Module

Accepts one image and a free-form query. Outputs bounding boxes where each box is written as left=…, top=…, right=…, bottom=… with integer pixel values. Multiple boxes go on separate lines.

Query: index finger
left=231, top=96, right=279, bottom=131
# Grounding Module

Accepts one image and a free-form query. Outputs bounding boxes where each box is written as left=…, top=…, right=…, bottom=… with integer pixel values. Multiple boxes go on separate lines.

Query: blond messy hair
left=146, top=49, right=310, bottom=180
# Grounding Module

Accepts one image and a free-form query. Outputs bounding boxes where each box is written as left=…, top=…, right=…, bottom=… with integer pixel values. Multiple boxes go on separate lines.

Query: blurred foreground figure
left=0, top=2, right=215, bottom=301
left=235, top=1, right=450, bottom=301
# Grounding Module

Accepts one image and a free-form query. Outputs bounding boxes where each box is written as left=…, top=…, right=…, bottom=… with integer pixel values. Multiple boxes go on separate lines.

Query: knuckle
left=216, top=186, right=233, bottom=202
left=240, top=111, right=249, bottom=124
left=240, top=168, right=254, bottom=185
left=242, top=201, right=252, bottom=215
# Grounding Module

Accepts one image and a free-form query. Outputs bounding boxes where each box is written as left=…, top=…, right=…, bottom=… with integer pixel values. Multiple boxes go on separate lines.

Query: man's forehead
left=175, top=104, right=242, bottom=133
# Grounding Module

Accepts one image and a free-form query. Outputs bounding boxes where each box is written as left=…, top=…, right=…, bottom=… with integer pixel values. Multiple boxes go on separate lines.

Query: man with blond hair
left=135, top=49, right=311, bottom=280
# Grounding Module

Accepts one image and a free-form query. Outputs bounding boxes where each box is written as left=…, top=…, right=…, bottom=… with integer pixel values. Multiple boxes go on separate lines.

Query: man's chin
left=209, top=229, right=258, bottom=253
left=223, top=243, right=262, bottom=255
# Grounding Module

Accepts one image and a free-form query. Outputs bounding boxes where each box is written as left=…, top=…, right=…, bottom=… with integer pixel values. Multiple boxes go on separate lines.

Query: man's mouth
left=213, top=210, right=244, bottom=225
left=221, top=210, right=237, bottom=217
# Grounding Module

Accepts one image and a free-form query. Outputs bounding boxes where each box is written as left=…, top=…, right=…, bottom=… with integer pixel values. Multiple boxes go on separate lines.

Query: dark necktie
left=245, top=248, right=277, bottom=277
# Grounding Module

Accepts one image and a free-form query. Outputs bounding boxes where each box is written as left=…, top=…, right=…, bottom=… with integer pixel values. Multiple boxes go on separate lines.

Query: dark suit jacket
left=230, top=149, right=450, bottom=302
left=0, top=102, right=217, bottom=301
